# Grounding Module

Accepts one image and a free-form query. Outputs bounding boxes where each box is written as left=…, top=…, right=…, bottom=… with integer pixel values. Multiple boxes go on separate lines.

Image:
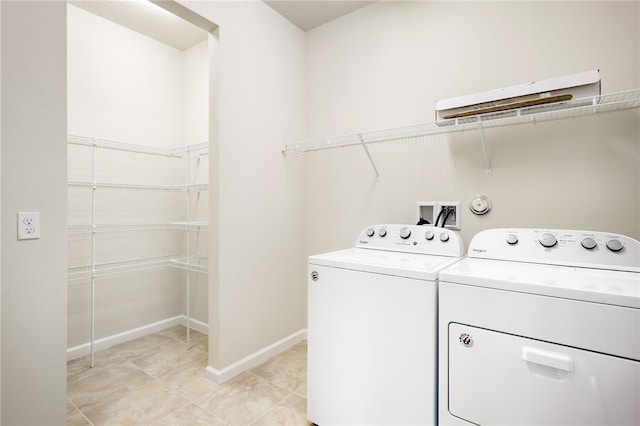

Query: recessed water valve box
left=438, top=202, right=461, bottom=230
left=417, top=202, right=437, bottom=225
left=417, top=201, right=461, bottom=230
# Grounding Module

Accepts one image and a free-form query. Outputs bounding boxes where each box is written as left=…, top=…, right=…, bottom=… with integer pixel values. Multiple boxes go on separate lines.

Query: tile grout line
left=67, top=397, right=96, bottom=426
left=249, top=388, right=296, bottom=426
left=68, top=331, right=307, bottom=425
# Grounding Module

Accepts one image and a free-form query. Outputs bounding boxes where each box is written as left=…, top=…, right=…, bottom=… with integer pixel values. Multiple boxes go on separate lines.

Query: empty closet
left=66, top=4, right=210, bottom=365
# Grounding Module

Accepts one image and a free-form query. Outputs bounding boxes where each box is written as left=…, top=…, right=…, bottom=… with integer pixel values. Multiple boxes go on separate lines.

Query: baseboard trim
left=66, top=315, right=209, bottom=361
left=205, top=329, right=307, bottom=385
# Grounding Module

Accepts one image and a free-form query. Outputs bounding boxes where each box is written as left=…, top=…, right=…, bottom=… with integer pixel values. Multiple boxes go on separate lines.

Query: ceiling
left=70, top=0, right=208, bottom=51
left=70, top=0, right=375, bottom=51
left=264, top=1, right=376, bottom=31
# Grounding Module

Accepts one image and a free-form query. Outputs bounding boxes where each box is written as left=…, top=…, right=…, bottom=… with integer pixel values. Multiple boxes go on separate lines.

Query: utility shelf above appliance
left=283, top=89, right=640, bottom=175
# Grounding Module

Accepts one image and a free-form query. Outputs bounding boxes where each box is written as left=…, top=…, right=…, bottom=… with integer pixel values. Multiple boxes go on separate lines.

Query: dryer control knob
left=581, top=237, right=597, bottom=250
left=506, top=234, right=518, bottom=245
left=425, top=230, right=434, bottom=241
left=399, top=227, right=411, bottom=239
left=606, top=239, right=623, bottom=252
left=366, top=228, right=375, bottom=237
left=378, top=228, right=387, bottom=238
left=539, top=233, right=557, bottom=248
left=439, top=233, right=450, bottom=242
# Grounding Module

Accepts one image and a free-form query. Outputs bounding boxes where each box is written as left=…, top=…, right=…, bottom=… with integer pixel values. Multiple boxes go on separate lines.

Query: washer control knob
left=425, top=230, right=434, bottom=241
left=581, top=237, right=597, bottom=250
left=366, top=228, right=375, bottom=237
left=378, top=228, right=387, bottom=238
left=439, top=233, right=450, bottom=242
left=606, top=239, right=623, bottom=252
left=399, top=227, right=411, bottom=239
left=506, top=234, right=518, bottom=245
left=539, top=233, right=557, bottom=248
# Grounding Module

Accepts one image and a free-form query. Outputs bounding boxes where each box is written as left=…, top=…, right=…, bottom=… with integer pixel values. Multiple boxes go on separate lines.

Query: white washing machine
left=438, top=228, right=640, bottom=426
left=307, top=224, right=465, bottom=426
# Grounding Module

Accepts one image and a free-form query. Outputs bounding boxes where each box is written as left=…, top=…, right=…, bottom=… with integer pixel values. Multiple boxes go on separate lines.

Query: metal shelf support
left=477, top=122, right=491, bottom=175
left=358, top=133, right=380, bottom=181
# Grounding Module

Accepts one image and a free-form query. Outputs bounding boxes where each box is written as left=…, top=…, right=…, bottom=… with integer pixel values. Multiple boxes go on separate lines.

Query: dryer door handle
left=522, top=346, right=574, bottom=372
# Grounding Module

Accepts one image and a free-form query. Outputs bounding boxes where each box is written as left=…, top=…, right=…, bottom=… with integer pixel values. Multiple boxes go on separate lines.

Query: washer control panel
left=356, top=224, right=464, bottom=257
left=469, top=228, right=640, bottom=272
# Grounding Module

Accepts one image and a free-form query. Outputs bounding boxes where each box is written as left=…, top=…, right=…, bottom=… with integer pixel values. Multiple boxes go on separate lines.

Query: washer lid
left=439, top=257, right=640, bottom=308
left=309, top=248, right=465, bottom=281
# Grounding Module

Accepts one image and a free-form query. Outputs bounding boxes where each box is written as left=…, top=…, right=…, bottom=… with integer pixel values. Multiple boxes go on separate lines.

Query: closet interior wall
left=66, top=4, right=209, bottom=359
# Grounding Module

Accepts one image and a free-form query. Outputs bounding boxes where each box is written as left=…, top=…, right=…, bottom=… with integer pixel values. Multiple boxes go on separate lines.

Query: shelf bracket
left=358, top=133, right=380, bottom=181
left=477, top=122, right=491, bottom=175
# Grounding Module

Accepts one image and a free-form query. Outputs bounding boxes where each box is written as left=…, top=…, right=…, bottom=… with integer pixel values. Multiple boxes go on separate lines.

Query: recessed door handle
left=522, top=346, right=574, bottom=372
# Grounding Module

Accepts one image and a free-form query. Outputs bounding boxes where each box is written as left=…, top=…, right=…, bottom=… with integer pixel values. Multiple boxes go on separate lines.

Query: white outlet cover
left=17, top=211, right=40, bottom=240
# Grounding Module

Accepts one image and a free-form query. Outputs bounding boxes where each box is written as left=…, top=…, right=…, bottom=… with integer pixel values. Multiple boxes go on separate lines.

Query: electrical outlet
left=17, top=211, right=40, bottom=240
left=438, top=202, right=461, bottom=230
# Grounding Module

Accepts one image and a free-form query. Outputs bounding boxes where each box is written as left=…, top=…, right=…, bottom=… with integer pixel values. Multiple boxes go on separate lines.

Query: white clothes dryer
left=307, top=224, right=465, bottom=426
left=438, top=228, right=640, bottom=426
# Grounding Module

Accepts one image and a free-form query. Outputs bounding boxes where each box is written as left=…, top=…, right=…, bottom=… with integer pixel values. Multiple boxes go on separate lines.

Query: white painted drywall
left=179, top=0, right=306, bottom=369
left=304, top=1, right=640, bottom=258
left=67, top=4, right=209, bottom=349
left=67, top=5, right=183, bottom=148
left=0, top=1, right=3, bottom=422
left=1, top=2, right=68, bottom=424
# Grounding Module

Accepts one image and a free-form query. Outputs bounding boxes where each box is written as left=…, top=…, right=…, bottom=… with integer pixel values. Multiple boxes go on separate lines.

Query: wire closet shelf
left=68, top=134, right=208, bottom=157
left=67, top=254, right=209, bottom=283
left=67, top=134, right=209, bottom=365
left=282, top=88, right=640, bottom=152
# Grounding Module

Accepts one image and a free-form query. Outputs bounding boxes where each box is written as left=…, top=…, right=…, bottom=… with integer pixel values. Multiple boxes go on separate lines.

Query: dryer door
left=447, top=323, right=640, bottom=426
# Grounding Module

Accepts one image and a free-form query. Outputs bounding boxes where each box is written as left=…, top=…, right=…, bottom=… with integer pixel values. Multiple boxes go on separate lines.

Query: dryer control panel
left=468, top=228, right=640, bottom=272
left=356, top=224, right=464, bottom=257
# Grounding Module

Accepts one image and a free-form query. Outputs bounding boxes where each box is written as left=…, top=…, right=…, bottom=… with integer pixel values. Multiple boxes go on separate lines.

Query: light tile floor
left=66, top=326, right=310, bottom=426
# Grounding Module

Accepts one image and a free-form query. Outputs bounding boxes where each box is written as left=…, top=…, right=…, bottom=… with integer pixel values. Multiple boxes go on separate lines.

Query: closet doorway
left=66, top=0, right=214, bottom=367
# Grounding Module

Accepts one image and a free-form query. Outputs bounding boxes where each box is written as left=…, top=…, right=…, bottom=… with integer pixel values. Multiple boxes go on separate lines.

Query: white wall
left=179, top=0, right=306, bottom=369
left=184, top=40, right=210, bottom=146
left=1, top=2, right=67, bottom=424
left=67, top=4, right=209, bottom=350
left=304, top=1, right=640, bottom=258
left=67, top=5, right=184, bottom=148
left=0, top=1, right=3, bottom=420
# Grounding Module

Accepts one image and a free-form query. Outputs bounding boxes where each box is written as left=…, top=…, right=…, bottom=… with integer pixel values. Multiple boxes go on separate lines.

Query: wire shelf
left=67, top=254, right=182, bottom=281
left=68, top=221, right=209, bottom=233
left=169, top=255, right=209, bottom=273
left=68, top=134, right=208, bottom=158
left=168, top=221, right=209, bottom=230
left=283, top=88, right=640, bottom=152
left=68, top=181, right=208, bottom=192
